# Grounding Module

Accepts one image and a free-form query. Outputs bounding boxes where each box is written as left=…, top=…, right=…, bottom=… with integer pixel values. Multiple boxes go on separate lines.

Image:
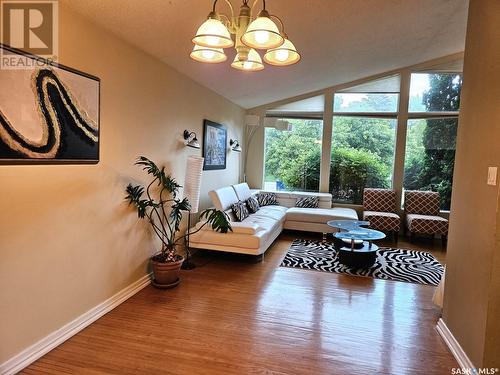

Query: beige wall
left=244, top=110, right=265, bottom=189
left=484, top=202, right=500, bottom=364
left=443, top=0, right=500, bottom=367
left=0, top=5, right=244, bottom=364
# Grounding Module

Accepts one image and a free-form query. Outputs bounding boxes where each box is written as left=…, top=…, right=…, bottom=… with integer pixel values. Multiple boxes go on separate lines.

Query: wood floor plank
left=21, top=232, right=455, bottom=374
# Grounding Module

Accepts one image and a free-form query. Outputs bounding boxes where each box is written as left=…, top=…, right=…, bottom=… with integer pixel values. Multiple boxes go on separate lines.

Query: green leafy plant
left=330, top=148, right=390, bottom=204
left=125, top=156, right=232, bottom=263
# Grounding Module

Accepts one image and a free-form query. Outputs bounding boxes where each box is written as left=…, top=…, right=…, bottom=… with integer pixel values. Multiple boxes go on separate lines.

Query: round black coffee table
left=327, top=220, right=386, bottom=268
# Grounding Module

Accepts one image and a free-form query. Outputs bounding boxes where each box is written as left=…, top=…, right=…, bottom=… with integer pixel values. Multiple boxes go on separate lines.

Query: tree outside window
left=404, top=73, right=462, bottom=210
left=262, top=72, right=462, bottom=210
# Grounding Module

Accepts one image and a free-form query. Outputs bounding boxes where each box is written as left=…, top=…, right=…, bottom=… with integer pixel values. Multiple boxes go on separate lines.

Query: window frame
left=329, top=115, right=399, bottom=205
left=263, top=118, right=324, bottom=193
left=259, top=64, right=463, bottom=213
left=330, top=83, right=400, bottom=203
left=402, top=115, right=460, bottom=212
left=333, top=93, right=400, bottom=114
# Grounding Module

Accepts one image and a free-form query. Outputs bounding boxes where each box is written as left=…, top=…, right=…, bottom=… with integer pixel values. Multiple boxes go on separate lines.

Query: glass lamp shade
left=190, top=44, right=227, bottom=63
left=231, top=49, right=264, bottom=72
left=192, top=18, right=234, bottom=48
left=241, top=16, right=284, bottom=49
left=263, top=39, right=301, bottom=66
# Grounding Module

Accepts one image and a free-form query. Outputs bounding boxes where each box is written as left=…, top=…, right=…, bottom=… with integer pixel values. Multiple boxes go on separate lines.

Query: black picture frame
left=0, top=43, right=100, bottom=164
left=202, top=119, right=227, bottom=170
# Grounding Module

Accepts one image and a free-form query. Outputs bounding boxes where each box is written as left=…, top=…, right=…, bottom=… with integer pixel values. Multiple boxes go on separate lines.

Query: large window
left=409, top=73, right=462, bottom=113
left=334, top=93, right=399, bottom=113
left=330, top=117, right=396, bottom=204
left=264, top=119, right=323, bottom=192
left=404, top=118, right=458, bottom=210
left=260, top=66, right=463, bottom=212
left=329, top=75, right=399, bottom=204
left=404, top=72, right=462, bottom=210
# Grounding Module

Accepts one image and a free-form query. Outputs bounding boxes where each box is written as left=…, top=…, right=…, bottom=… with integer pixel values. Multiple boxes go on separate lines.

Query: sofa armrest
left=193, top=221, right=259, bottom=235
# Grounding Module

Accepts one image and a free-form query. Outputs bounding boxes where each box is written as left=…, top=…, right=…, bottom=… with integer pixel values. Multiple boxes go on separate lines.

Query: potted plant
left=125, top=156, right=231, bottom=288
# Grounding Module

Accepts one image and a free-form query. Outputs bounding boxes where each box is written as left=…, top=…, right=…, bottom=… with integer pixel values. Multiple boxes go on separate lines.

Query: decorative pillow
left=257, top=192, right=278, bottom=206
left=231, top=201, right=249, bottom=222
left=246, top=196, right=260, bottom=213
left=296, top=196, right=319, bottom=208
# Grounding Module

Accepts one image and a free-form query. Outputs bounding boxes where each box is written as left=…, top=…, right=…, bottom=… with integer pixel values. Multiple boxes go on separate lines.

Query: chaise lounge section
left=189, top=183, right=358, bottom=256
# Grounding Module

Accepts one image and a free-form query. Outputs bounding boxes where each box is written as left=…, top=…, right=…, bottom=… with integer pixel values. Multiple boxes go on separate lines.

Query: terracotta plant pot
left=151, top=255, right=184, bottom=289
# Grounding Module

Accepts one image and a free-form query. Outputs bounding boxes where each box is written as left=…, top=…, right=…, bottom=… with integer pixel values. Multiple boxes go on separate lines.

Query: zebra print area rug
left=280, top=239, right=444, bottom=286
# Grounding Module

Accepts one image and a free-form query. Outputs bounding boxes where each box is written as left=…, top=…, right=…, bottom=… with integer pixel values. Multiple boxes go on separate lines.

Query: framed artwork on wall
left=202, top=119, right=227, bottom=170
left=0, top=44, right=100, bottom=163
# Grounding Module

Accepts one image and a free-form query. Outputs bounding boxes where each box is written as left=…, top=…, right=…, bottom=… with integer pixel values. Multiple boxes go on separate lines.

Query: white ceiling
left=61, top=0, right=469, bottom=109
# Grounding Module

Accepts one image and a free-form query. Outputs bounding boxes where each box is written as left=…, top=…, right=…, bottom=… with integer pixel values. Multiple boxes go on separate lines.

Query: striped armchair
left=404, top=190, right=448, bottom=245
left=362, top=188, right=401, bottom=242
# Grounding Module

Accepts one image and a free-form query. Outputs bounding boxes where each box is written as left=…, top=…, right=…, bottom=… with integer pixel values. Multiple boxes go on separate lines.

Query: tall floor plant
left=125, top=157, right=231, bottom=286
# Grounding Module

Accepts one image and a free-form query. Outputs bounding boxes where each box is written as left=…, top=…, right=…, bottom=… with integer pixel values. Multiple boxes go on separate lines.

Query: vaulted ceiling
left=62, top=0, right=469, bottom=109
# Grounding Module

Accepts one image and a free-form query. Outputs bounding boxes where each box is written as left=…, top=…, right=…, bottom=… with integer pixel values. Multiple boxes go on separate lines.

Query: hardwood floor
left=23, top=232, right=455, bottom=374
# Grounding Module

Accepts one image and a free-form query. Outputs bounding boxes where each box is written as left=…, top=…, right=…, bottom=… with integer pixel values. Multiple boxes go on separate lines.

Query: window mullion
left=393, top=69, right=411, bottom=214
left=332, top=112, right=398, bottom=119
left=407, top=111, right=460, bottom=119
left=320, top=90, right=334, bottom=193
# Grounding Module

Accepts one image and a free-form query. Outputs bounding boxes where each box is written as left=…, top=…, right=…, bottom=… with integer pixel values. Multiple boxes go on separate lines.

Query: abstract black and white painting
left=202, top=119, right=226, bottom=170
left=0, top=44, right=100, bottom=163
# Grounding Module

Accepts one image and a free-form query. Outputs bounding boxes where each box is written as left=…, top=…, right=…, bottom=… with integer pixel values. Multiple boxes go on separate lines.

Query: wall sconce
left=183, top=130, right=200, bottom=149
left=230, top=139, right=242, bottom=152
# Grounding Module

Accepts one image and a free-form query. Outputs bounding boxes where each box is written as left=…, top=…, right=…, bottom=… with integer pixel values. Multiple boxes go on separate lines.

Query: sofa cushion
left=286, top=207, right=358, bottom=224
left=246, top=195, right=260, bottom=213
left=406, top=213, right=448, bottom=235
left=190, top=227, right=268, bottom=250
left=193, top=220, right=258, bottom=235
left=251, top=205, right=288, bottom=222
left=264, top=191, right=332, bottom=208
left=209, top=186, right=239, bottom=211
left=231, top=201, right=250, bottom=222
left=363, top=210, right=400, bottom=231
left=222, top=222, right=258, bottom=235
left=296, top=196, right=319, bottom=208
left=241, top=215, right=282, bottom=236
left=257, top=192, right=278, bottom=206
left=233, top=183, right=252, bottom=201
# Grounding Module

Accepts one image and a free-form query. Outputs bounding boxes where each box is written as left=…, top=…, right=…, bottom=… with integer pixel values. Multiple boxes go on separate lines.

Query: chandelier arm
left=250, top=0, right=267, bottom=17
left=251, top=0, right=259, bottom=13
left=219, top=13, right=231, bottom=26
left=211, top=0, right=235, bottom=18
left=222, top=0, right=235, bottom=18
left=269, top=14, right=286, bottom=35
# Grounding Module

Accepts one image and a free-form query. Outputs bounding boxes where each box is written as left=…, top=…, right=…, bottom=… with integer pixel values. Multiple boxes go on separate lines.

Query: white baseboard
left=436, top=318, right=475, bottom=370
left=0, top=274, right=151, bottom=375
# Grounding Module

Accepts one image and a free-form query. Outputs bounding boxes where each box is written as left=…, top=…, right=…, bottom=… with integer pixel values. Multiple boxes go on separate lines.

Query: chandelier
left=190, top=0, right=300, bottom=72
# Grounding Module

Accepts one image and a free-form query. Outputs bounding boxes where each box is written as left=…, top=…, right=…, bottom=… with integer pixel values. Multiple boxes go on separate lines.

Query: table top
left=327, top=220, right=386, bottom=241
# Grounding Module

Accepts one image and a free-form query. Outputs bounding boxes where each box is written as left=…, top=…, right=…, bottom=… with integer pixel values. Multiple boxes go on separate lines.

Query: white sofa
left=189, top=183, right=359, bottom=256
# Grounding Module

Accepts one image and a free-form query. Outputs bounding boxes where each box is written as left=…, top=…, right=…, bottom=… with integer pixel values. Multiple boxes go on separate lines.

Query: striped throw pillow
left=231, top=201, right=250, bottom=222
left=257, top=192, right=278, bottom=206
left=246, top=196, right=260, bottom=213
left=296, top=196, right=319, bottom=208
